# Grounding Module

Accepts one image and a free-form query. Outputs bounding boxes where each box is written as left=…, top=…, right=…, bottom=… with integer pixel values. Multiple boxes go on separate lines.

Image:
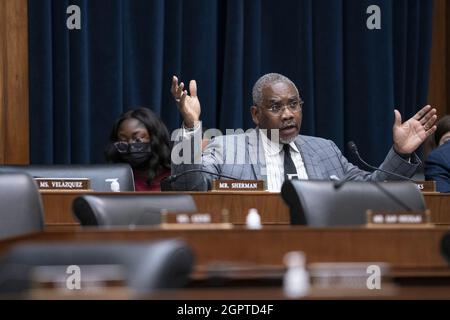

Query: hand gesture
left=171, top=75, right=201, bottom=128
left=393, top=105, right=437, bottom=155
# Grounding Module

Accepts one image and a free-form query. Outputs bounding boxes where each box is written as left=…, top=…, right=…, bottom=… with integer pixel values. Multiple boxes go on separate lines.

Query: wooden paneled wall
left=0, top=0, right=29, bottom=164
left=423, top=0, right=450, bottom=159
left=429, top=0, right=450, bottom=118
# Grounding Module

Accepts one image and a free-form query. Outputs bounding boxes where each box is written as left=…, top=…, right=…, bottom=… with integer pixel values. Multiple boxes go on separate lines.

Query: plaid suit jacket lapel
left=295, top=136, right=325, bottom=180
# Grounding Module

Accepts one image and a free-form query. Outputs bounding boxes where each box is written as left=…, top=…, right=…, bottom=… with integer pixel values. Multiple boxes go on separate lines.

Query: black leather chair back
left=0, top=164, right=135, bottom=192
left=72, top=194, right=197, bottom=226
left=281, top=180, right=426, bottom=226
left=0, top=240, right=194, bottom=293
left=0, top=173, right=44, bottom=239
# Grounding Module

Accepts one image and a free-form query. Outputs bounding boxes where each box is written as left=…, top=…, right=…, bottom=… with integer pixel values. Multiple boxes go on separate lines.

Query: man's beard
left=262, top=125, right=298, bottom=144
left=280, top=135, right=297, bottom=144
left=279, top=121, right=298, bottom=144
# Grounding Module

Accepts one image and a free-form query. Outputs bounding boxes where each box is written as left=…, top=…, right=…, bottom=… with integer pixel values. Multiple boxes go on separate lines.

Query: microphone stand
left=335, top=141, right=415, bottom=211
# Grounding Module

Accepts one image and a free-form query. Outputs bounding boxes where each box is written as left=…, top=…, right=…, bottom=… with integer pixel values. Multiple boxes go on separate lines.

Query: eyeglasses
left=262, top=100, right=304, bottom=116
left=113, top=142, right=151, bottom=154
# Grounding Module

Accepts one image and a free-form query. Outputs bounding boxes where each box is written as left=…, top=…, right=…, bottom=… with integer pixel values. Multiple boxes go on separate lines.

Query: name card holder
left=161, top=209, right=233, bottom=229
left=366, top=209, right=432, bottom=228
left=211, top=180, right=265, bottom=191
left=35, top=178, right=92, bottom=192
left=414, top=181, right=436, bottom=192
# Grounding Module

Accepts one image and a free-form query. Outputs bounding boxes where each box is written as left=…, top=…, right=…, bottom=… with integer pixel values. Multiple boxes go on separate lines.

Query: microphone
left=340, top=141, right=414, bottom=211
left=347, top=141, right=415, bottom=182
left=160, top=169, right=239, bottom=191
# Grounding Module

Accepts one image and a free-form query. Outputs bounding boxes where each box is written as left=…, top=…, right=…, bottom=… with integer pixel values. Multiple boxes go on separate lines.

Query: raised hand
left=393, top=105, right=437, bottom=155
left=171, top=75, right=201, bottom=128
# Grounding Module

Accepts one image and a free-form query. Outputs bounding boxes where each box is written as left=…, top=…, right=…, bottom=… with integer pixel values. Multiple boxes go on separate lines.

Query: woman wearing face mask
left=105, top=107, right=171, bottom=191
left=425, top=115, right=450, bottom=193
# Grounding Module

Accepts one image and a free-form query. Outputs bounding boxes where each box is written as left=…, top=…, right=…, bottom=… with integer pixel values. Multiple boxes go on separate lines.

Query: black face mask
left=120, top=152, right=151, bottom=169
left=114, top=142, right=152, bottom=169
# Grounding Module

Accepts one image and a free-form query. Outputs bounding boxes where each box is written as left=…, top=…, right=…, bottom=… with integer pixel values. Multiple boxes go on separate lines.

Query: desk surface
left=1, top=226, right=449, bottom=271
left=40, top=191, right=450, bottom=230
left=1, top=226, right=450, bottom=299
left=23, top=285, right=450, bottom=300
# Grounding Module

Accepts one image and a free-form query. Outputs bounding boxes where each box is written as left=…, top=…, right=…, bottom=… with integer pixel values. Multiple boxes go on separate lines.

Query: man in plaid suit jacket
left=169, top=73, right=437, bottom=191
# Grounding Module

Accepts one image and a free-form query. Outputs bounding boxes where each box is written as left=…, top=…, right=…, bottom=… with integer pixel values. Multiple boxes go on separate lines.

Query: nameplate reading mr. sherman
left=211, top=180, right=264, bottom=191
left=35, top=178, right=91, bottom=191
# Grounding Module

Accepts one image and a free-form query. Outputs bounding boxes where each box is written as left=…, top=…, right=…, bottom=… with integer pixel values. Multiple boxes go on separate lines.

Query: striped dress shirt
left=260, top=132, right=309, bottom=192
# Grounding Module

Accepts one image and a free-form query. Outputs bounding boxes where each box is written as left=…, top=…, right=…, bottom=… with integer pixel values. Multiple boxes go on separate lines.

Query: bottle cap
left=246, top=208, right=262, bottom=229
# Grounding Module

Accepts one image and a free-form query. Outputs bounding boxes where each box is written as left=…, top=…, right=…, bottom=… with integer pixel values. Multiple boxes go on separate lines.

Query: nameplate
left=161, top=209, right=232, bottom=229
left=366, top=209, right=431, bottom=226
left=211, top=180, right=264, bottom=191
left=414, top=181, right=436, bottom=192
left=35, top=178, right=91, bottom=191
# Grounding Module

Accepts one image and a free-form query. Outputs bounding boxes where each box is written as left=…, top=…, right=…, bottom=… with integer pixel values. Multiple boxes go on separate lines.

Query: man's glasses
left=113, top=142, right=151, bottom=154
left=263, top=100, right=304, bottom=116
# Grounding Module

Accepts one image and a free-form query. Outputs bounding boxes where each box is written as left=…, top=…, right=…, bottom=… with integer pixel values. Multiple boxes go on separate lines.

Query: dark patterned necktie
left=283, top=144, right=297, bottom=181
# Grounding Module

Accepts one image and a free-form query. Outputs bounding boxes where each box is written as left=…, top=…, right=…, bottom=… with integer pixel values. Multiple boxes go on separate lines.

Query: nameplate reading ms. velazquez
left=211, top=180, right=264, bottom=191
left=35, top=178, right=91, bottom=191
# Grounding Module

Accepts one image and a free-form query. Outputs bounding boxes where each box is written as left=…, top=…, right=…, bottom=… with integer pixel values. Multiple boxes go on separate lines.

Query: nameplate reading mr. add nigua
left=35, top=178, right=91, bottom=191
left=366, top=209, right=431, bottom=227
left=211, top=180, right=265, bottom=191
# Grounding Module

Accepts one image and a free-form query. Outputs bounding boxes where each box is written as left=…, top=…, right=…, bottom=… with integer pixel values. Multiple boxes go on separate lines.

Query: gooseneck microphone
left=347, top=141, right=415, bottom=182
left=337, top=141, right=414, bottom=211
left=161, top=169, right=239, bottom=191
left=162, top=169, right=239, bottom=183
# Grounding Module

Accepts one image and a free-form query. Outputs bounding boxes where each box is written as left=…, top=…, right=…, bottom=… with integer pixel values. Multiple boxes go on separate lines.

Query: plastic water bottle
left=283, top=251, right=310, bottom=298
left=105, top=178, right=120, bottom=192
left=246, top=208, right=262, bottom=229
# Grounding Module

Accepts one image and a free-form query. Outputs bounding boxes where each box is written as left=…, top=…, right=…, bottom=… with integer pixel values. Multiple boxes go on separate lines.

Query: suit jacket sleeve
left=329, top=140, right=421, bottom=181
left=171, top=124, right=225, bottom=191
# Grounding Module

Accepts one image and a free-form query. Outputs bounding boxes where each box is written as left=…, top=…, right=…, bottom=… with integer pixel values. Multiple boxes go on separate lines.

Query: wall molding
left=0, top=0, right=29, bottom=164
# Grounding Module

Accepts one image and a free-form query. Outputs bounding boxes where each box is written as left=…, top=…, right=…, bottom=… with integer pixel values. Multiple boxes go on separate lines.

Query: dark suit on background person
left=425, top=115, right=450, bottom=193
left=425, top=141, right=450, bottom=193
